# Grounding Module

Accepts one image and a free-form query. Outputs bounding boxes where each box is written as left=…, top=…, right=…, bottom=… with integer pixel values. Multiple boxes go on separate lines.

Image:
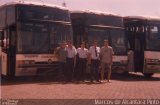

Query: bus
left=0, top=1, right=72, bottom=78
left=124, top=16, right=160, bottom=77
left=71, top=10, right=128, bottom=73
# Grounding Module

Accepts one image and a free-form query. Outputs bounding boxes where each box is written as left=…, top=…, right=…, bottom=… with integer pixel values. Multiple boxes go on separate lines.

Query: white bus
left=71, top=11, right=128, bottom=73
left=124, top=16, right=160, bottom=77
left=0, top=2, right=72, bottom=78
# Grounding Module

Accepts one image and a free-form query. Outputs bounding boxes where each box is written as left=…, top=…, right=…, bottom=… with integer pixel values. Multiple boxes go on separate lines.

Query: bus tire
left=143, top=73, right=154, bottom=78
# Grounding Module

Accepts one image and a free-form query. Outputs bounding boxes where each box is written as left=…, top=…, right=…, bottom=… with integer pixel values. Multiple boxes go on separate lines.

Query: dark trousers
left=90, top=59, right=100, bottom=82
left=76, top=58, right=87, bottom=81
left=59, top=62, right=66, bottom=80
left=66, top=58, right=74, bottom=81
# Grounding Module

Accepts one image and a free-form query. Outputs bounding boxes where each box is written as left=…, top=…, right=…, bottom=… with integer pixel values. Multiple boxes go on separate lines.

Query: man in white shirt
left=88, top=40, right=101, bottom=83
left=76, top=42, right=88, bottom=81
left=66, top=40, right=77, bottom=82
left=100, top=40, right=114, bottom=82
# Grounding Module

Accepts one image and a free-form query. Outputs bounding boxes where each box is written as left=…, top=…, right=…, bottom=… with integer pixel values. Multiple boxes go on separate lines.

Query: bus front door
left=134, top=34, right=145, bottom=72
left=8, top=26, right=16, bottom=78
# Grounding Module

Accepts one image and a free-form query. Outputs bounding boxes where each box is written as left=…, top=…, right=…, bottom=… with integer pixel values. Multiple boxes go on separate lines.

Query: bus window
left=149, top=26, right=160, bottom=39
left=87, top=28, right=108, bottom=47
left=17, top=22, right=50, bottom=54
left=151, top=26, right=158, bottom=33
left=110, top=30, right=127, bottom=55
left=17, top=5, right=70, bottom=22
left=51, top=23, right=72, bottom=49
left=146, top=25, right=160, bottom=51
left=137, top=26, right=144, bottom=33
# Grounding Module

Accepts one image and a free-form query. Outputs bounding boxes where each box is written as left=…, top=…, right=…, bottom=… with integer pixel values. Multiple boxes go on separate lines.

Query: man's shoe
left=90, top=80, right=93, bottom=83
left=96, top=80, right=101, bottom=83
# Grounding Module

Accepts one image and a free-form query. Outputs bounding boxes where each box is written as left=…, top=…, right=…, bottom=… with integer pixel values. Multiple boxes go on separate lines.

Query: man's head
left=67, top=40, right=72, bottom=47
left=104, top=39, right=109, bottom=47
left=80, top=42, right=85, bottom=48
left=60, top=41, right=66, bottom=48
left=93, top=40, right=98, bottom=47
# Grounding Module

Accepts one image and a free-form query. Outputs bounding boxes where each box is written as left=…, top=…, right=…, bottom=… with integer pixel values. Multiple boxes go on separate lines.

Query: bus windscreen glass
left=17, top=22, right=72, bottom=54
left=17, top=5, right=70, bottom=22
left=110, top=30, right=127, bottom=55
left=146, top=25, right=160, bottom=51
left=87, top=28, right=126, bottom=55
left=87, top=28, right=108, bottom=47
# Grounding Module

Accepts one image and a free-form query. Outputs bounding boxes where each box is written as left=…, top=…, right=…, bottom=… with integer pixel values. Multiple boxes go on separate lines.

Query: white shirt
left=100, top=46, right=114, bottom=63
left=66, top=46, right=77, bottom=58
left=77, top=48, right=88, bottom=59
left=89, top=46, right=100, bottom=60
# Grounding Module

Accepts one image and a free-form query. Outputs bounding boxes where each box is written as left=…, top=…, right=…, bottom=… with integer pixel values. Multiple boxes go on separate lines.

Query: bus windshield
left=110, top=30, right=127, bottom=55
left=17, top=5, right=70, bottom=22
left=146, top=25, right=160, bottom=51
left=87, top=28, right=108, bottom=47
left=87, top=28, right=127, bottom=55
left=17, top=22, right=72, bottom=54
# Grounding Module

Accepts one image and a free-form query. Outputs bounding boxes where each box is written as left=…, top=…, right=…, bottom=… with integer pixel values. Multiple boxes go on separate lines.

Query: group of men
left=54, top=39, right=114, bottom=83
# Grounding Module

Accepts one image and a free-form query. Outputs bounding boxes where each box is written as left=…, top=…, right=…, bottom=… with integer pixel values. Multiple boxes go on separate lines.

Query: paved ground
left=1, top=73, right=160, bottom=100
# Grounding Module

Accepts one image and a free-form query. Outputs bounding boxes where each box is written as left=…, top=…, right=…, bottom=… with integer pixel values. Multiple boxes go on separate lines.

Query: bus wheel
left=143, top=73, right=154, bottom=78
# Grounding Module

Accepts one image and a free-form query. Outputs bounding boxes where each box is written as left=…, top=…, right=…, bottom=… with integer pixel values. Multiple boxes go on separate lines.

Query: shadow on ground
left=1, top=73, right=160, bottom=86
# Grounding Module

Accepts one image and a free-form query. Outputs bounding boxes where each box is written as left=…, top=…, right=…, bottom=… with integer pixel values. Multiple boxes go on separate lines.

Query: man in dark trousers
left=88, top=40, right=101, bottom=83
left=66, top=40, right=77, bottom=82
left=76, top=42, right=88, bottom=81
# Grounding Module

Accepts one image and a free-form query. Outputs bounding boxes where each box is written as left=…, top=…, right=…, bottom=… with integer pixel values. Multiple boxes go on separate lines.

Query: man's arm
left=54, top=47, right=60, bottom=55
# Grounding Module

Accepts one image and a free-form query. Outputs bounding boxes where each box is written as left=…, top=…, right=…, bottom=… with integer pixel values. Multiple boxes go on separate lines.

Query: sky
left=0, top=0, right=160, bottom=17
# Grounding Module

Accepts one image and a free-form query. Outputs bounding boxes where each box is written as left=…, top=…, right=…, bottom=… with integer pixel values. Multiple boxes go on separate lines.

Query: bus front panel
left=15, top=21, right=72, bottom=76
left=15, top=54, right=59, bottom=76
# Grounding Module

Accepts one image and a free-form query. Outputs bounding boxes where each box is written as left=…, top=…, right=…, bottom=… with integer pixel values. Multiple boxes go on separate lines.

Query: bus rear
left=0, top=2, right=72, bottom=78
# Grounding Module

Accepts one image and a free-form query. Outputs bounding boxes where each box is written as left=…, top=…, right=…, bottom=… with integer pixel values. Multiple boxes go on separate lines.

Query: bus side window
left=150, top=26, right=159, bottom=39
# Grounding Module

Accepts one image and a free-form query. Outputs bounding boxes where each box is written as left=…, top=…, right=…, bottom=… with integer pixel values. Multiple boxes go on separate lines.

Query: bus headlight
left=17, top=60, right=35, bottom=65
left=146, top=59, right=160, bottom=63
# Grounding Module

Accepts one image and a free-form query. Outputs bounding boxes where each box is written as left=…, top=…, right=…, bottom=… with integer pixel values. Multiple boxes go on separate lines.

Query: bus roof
left=71, top=10, right=122, bottom=17
left=0, top=1, right=68, bottom=10
left=124, top=16, right=160, bottom=21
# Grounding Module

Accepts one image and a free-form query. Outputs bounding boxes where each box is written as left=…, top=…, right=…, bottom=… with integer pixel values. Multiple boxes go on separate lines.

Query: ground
left=1, top=73, right=160, bottom=105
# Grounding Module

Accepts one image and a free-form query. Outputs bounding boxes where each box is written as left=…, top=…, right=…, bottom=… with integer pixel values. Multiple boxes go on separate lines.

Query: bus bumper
left=144, top=63, right=160, bottom=73
left=15, top=62, right=60, bottom=76
left=112, top=62, right=128, bottom=73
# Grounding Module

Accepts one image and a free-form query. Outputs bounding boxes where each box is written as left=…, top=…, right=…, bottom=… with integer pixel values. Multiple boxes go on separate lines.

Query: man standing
left=88, top=40, right=100, bottom=83
left=76, top=42, right=88, bottom=81
left=100, top=40, right=114, bottom=82
left=54, top=41, right=68, bottom=81
left=66, top=40, right=77, bottom=82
